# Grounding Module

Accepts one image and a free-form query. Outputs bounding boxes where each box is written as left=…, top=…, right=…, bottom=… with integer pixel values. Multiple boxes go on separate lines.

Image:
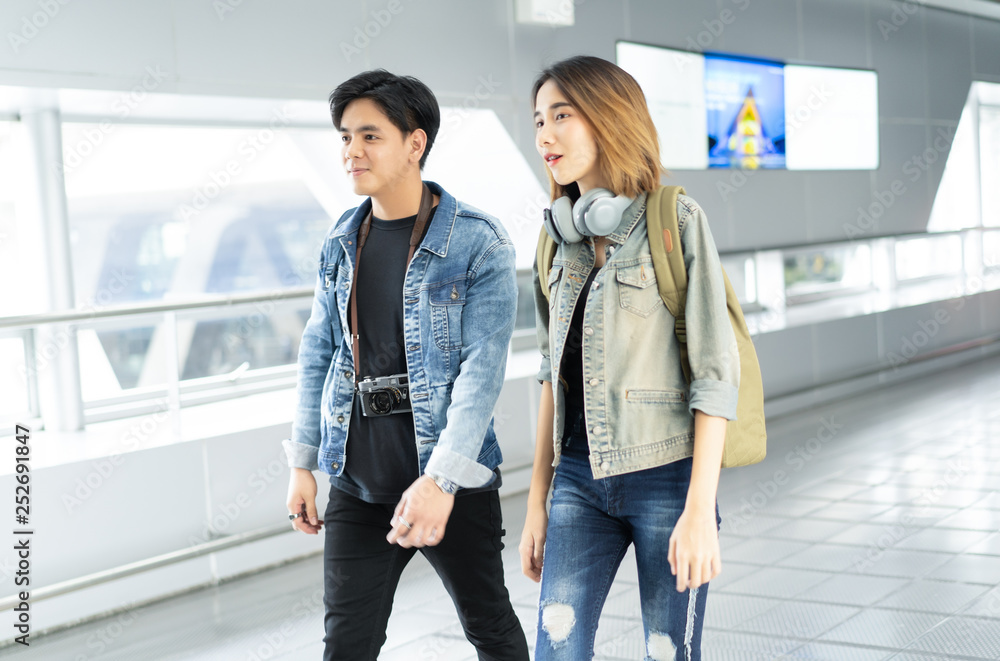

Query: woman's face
left=534, top=79, right=606, bottom=194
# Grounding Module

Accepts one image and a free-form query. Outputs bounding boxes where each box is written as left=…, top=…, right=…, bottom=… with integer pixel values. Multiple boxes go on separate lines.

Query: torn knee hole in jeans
left=540, top=602, right=576, bottom=645
left=646, top=631, right=677, bottom=660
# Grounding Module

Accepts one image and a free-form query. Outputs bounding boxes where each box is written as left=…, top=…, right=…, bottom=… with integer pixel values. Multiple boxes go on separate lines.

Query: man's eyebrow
left=339, top=124, right=382, bottom=133
left=533, top=102, right=572, bottom=118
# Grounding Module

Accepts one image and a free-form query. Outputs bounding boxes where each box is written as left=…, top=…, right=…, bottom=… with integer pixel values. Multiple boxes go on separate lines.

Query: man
left=282, top=69, right=528, bottom=660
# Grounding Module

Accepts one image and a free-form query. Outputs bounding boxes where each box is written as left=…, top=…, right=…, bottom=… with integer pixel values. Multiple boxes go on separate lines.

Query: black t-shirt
left=332, top=205, right=500, bottom=503
left=560, top=265, right=600, bottom=455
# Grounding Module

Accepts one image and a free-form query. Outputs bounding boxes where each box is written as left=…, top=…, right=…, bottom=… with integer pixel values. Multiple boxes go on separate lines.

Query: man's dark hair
left=330, top=70, right=440, bottom=169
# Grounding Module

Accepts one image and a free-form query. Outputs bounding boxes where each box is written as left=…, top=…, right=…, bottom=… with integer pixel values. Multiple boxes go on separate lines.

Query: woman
left=519, top=55, right=739, bottom=660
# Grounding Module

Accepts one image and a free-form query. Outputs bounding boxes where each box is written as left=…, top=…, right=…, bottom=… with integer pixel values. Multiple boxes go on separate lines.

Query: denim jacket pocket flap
left=429, top=279, right=467, bottom=305
left=616, top=263, right=656, bottom=289
left=624, top=388, right=686, bottom=403
left=547, top=265, right=562, bottom=287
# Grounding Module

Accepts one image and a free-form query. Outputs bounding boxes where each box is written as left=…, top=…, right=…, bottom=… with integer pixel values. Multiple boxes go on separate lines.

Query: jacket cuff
left=282, top=438, right=320, bottom=471
left=688, top=379, right=739, bottom=421
left=536, top=355, right=552, bottom=385
left=424, top=447, right=495, bottom=488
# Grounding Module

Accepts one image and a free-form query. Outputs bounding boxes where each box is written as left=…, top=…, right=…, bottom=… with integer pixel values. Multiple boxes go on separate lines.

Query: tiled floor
left=6, top=353, right=1000, bottom=659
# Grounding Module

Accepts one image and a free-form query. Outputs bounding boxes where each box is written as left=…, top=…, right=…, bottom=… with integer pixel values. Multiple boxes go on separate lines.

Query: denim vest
left=533, top=192, right=739, bottom=478
left=283, top=181, right=517, bottom=494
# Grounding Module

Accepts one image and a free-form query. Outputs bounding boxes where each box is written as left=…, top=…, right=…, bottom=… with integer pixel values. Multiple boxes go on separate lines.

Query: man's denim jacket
left=283, top=181, right=517, bottom=491
left=533, top=192, right=740, bottom=478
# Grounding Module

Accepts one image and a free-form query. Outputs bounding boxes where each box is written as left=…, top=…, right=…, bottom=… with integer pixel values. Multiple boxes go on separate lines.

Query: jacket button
left=593, top=425, right=603, bottom=435
left=331, top=462, right=339, bottom=469
left=337, top=415, right=344, bottom=423
left=584, top=327, right=594, bottom=336
left=600, top=461, right=610, bottom=471
left=343, top=370, right=351, bottom=378
left=589, top=378, right=599, bottom=386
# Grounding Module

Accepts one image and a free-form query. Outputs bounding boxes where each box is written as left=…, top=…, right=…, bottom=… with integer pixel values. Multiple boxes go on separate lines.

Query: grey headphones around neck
left=542, top=187, right=634, bottom=244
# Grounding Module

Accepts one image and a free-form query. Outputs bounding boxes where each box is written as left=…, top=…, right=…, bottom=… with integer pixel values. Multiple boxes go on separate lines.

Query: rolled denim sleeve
left=532, top=250, right=553, bottom=385
left=283, top=242, right=334, bottom=471
left=678, top=195, right=740, bottom=421
left=425, top=238, right=517, bottom=488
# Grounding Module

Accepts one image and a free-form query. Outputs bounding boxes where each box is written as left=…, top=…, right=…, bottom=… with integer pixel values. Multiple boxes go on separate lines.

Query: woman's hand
left=519, top=504, right=548, bottom=582
left=668, top=506, right=721, bottom=592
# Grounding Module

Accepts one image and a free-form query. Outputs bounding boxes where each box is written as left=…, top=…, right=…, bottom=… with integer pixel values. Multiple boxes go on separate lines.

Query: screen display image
left=705, top=54, right=786, bottom=169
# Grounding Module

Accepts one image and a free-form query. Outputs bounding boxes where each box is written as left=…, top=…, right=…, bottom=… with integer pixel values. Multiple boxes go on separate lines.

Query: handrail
left=0, top=287, right=314, bottom=330
left=0, top=523, right=296, bottom=610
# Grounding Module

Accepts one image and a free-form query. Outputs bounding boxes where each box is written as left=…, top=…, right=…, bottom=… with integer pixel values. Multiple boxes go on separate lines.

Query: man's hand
left=287, top=467, right=324, bottom=534
left=387, top=474, right=455, bottom=548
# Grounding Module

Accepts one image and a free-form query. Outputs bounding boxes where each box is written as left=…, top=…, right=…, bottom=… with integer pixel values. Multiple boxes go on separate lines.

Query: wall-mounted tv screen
left=705, top=54, right=786, bottom=169
left=615, top=40, right=879, bottom=171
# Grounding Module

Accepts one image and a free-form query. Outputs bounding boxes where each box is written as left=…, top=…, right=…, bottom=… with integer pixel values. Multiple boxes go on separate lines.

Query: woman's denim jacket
left=283, top=181, right=517, bottom=492
left=533, top=192, right=740, bottom=478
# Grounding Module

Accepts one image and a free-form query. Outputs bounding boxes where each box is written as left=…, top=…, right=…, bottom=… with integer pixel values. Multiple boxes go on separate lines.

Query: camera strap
left=349, top=183, right=434, bottom=387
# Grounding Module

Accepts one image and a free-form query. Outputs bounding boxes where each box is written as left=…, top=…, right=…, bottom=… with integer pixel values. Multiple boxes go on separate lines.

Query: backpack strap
left=646, top=184, right=693, bottom=383
left=536, top=224, right=557, bottom=301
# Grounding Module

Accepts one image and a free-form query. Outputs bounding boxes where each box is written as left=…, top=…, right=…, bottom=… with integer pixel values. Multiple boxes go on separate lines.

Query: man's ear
left=409, top=128, right=427, bottom=164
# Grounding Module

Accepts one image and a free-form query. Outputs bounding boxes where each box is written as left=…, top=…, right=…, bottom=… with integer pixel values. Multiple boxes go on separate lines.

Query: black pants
left=322, top=483, right=529, bottom=660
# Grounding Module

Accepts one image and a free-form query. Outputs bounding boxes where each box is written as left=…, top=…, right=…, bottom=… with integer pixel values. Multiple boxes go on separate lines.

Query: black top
left=560, top=264, right=600, bottom=456
left=333, top=205, right=500, bottom=503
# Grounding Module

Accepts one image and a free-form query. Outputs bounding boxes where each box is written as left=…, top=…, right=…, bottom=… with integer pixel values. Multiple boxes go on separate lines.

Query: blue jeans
left=535, top=408, right=721, bottom=660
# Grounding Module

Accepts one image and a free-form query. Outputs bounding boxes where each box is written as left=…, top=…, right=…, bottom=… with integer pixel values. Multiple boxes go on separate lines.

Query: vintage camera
left=357, top=373, right=411, bottom=417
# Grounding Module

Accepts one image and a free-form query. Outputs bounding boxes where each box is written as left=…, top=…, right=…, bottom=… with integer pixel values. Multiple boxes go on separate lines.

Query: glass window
left=61, top=123, right=343, bottom=394
left=895, top=235, right=963, bottom=281
left=985, top=231, right=1000, bottom=271
left=981, top=104, right=1000, bottom=228
left=784, top=243, right=872, bottom=302
left=721, top=254, right=757, bottom=305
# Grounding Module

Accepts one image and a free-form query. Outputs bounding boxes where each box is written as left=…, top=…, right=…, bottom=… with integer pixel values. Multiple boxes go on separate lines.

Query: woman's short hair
left=531, top=55, right=665, bottom=201
left=330, top=69, right=440, bottom=169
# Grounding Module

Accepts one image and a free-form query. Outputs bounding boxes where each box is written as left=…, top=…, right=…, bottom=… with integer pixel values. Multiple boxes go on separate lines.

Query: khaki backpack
left=535, top=184, right=767, bottom=468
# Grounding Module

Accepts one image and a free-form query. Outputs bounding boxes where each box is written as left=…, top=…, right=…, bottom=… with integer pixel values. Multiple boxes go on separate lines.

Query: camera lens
left=370, top=391, right=394, bottom=415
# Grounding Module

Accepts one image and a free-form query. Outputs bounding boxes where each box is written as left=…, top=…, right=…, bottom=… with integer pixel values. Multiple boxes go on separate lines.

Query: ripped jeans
left=535, top=409, right=720, bottom=660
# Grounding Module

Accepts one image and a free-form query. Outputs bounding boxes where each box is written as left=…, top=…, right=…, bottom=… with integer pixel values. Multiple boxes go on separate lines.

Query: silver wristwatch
left=429, top=473, right=459, bottom=495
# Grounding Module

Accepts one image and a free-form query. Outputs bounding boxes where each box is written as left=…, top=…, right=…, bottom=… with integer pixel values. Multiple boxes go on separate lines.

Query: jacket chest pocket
left=429, top=279, right=467, bottom=351
left=616, top=263, right=661, bottom=317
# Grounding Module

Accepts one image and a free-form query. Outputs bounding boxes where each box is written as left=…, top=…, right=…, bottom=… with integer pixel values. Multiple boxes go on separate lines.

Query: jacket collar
left=333, top=180, right=456, bottom=257
left=605, top=191, right=649, bottom=246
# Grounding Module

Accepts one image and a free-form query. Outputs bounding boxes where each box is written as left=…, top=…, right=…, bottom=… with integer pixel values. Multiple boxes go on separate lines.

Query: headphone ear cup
left=586, top=194, right=635, bottom=235
left=573, top=188, right=609, bottom=237
left=551, top=196, right=584, bottom=243
left=542, top=207, right=564, bottom=244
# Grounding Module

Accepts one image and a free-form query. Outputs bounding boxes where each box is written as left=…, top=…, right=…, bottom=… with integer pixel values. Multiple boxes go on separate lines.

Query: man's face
left=340, top=98, right=420, bottom=199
